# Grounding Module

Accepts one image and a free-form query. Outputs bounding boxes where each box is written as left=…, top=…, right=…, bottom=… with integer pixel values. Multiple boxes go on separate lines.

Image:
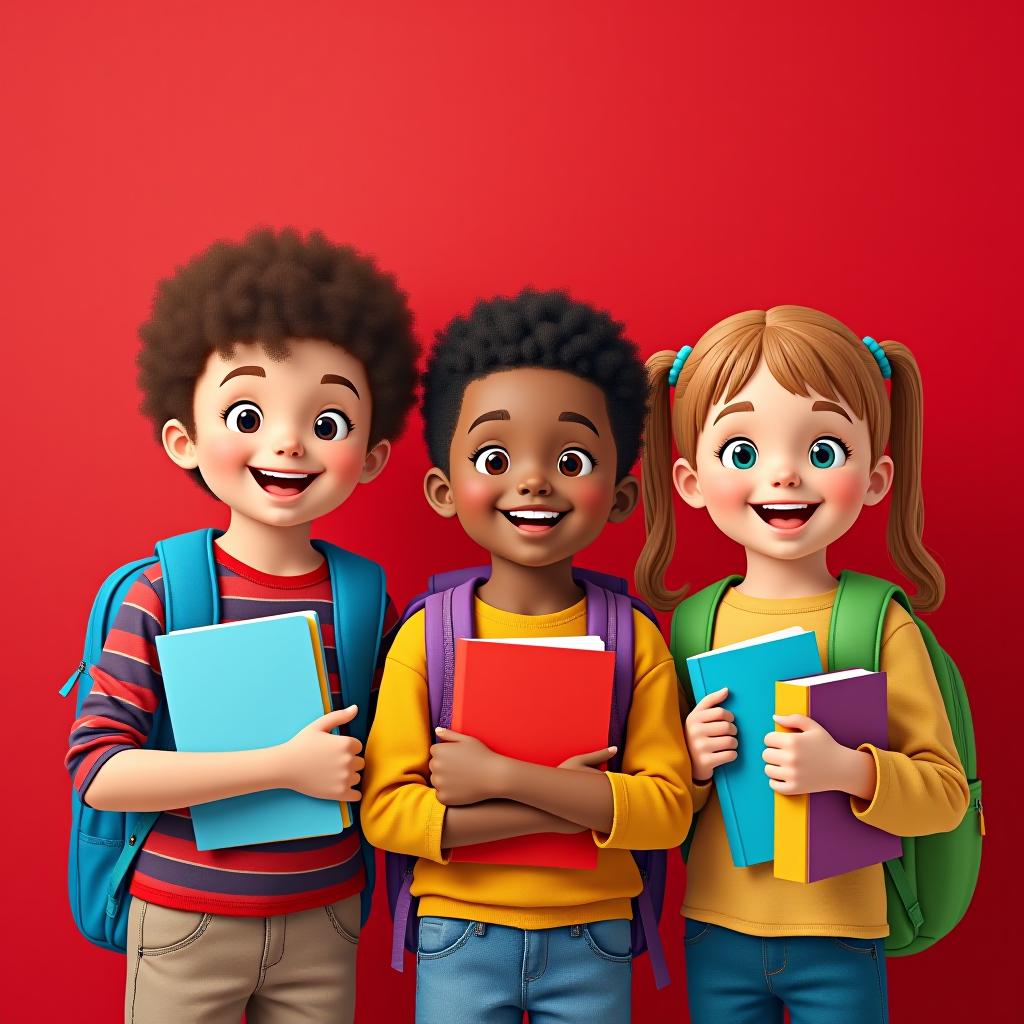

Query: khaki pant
left=125, top=895, right=360, bottom=1024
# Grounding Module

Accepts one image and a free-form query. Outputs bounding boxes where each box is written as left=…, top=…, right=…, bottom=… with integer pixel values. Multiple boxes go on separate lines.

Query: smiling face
left=672, top=360, right=893, bottom=562
left=424, top=367, right=638, bottom=568
left=162, top=338, right=389, bottom=528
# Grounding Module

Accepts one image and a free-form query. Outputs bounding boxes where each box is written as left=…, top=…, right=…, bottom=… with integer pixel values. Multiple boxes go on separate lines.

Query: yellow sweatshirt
left=682, top=587, right=969, bottom=938
left=362, top=596, right=694, bottom=929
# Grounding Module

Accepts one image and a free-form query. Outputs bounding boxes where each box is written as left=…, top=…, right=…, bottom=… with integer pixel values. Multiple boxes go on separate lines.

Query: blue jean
left=415, top=916, right=632, bottom=1024
left=684, top=920, right=889, bottom=1024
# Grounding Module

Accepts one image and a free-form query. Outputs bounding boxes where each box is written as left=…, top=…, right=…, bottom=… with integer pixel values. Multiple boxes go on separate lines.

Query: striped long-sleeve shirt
left=66, top=543, right=397, bottom=917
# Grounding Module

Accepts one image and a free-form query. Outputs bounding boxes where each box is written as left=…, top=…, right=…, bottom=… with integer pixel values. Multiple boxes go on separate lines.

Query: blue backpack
left=384, top=565, right=673, bottom=989
left=60, top=528, right=387, bottom=952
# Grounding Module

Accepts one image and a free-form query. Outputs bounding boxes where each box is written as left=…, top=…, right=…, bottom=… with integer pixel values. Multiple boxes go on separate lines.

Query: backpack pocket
left=70, top=796, right=127, bottom=948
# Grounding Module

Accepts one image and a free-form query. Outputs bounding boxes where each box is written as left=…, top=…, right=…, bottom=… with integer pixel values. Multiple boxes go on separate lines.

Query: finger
left=764, top=763, right=790, bottom=782
left=314, top=706, right=358, bottom=731
left=701, top=721, right=737, bottom=738
left=696, top=707, right=735, bottom=724
left=704, top=750, right=738, bottom=769
left=434, top=727, right=471, bottom=742
left=349, top=755, right=365, bottom=773
left=772, top=714, right=816, bottom=732
left=570, top=746, right=618, bottom=768
left=762, top=746, right=786, bottom=765
left=704, top=736, right=738, bottom=752
left=341, top=789, right=363, bottom=803
left=693, top=687, right=729, bottom=710
left=763, top=731, right=795, bottom=749
left=768, top=779, right=796, bottom=794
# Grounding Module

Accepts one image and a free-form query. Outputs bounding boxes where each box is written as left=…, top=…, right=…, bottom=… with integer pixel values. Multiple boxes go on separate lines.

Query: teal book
left=687, top=627, right=822, bottom=868
left=154, top=611, right=351, bottom=851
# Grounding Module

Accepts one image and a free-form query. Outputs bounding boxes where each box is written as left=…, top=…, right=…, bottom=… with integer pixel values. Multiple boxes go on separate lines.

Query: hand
left=763, top=714, right=876, bottom=798
left=559, top=746, right=617, bottom=773
left=430, top=728, right=507, bottom=806
left=685, top=687, right=738, bottom=782
left=277, top=705, right=364, bottom=801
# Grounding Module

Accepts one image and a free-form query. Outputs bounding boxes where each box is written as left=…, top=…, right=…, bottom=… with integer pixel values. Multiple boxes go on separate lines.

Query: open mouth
left=499, top=507, right=571, bottom=533
left=750, top=502, right=821, bottom=531
left=248, top=466, right=321, bottom=497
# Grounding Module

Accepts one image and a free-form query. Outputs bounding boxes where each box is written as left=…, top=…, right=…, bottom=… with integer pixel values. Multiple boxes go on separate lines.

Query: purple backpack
left=385, top=565, right=671, bottom=989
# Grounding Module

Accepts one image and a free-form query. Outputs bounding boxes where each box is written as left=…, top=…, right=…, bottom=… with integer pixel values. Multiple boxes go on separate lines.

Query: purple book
left=774, top=669, right=903, bottom=883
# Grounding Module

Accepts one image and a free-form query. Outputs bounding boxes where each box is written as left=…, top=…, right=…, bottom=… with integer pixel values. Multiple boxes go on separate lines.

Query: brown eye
left=314, top=410, right=352, bottom=441
left=224, top=402, right=263, bottom=434
left=472, top=447, right=510, bottom=475
left=558, top=449, right=595, bottom=477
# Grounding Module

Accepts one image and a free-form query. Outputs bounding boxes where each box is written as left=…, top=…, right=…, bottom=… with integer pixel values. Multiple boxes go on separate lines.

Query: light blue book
left=154, top=611, right=350, bottom=851
left=687, top=628, right=822, bottom=867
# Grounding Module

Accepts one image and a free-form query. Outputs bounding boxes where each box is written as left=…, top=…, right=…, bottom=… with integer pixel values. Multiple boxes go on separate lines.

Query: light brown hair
left=637, top=305, right=943, bottom=612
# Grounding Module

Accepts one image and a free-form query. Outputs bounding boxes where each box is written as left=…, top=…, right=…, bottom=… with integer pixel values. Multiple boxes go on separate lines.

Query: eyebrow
left=811, top=400, right=852, bottom=422
left=321, top=373, right=360, bottom=398
left=220, top=365, right=266, bottom=386
left=467, top=409, right=511, bottom=433
left=713, top=401, right=755, bottom=424
left=559, top=411, right=600, bottom=436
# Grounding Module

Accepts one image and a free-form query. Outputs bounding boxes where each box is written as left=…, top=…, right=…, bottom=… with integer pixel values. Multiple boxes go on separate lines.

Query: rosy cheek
left=818, top=470, right=865, bottom=514
left=204, top=434, right=253, bottom=475
left=571, top=478, right=610, bottom=515
left=701, top=471, right=753, bottom=514
left=319, top=441, right=366, bottom=483
left=455, top=475, right=501, bottom=514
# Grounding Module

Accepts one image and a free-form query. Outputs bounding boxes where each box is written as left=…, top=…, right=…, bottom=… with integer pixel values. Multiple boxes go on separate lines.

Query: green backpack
left=671, top=570, right=983, bottom=956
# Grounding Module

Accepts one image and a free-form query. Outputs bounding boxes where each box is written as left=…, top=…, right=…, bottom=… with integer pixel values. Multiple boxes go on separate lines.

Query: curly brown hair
left=138, top=227, right=419, bottom=489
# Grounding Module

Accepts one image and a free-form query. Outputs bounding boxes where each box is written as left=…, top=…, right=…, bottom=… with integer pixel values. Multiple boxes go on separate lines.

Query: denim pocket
left=582, top=919, right=632, bottom=962
left=831, top=936, right=880, bottom=957
left=416, top=916, right=476, bottom=959
left=683, top=918, right=712, bottom=946
left=325, top=898, right=360, bottom=944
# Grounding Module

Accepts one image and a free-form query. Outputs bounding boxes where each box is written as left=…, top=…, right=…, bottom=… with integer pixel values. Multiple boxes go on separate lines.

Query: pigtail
left=882, top=340, right=945, bottom=612
left=636, top=350, right=688, bottom=611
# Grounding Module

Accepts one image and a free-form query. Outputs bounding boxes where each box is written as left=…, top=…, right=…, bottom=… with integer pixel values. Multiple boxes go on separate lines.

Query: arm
left=67, top=570, right=363, bottom=811
left=762, top=607, right=969, bottom=835
left=430, top=617, right=696, bottom=849
left=360, top=615, right=583, bottom=863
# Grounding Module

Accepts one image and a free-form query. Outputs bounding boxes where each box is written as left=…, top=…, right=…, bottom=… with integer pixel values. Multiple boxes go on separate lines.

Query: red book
left=449, top=636, right=615, bottom=869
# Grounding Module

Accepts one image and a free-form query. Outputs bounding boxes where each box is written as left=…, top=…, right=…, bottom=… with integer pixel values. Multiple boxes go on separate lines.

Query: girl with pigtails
left=637, top=306, right=970, bottom=1024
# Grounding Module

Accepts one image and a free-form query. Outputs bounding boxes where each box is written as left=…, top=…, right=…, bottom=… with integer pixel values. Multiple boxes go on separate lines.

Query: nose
left=516, top=469, right=553, bottom=497
left=771, top=463, right=801, bottom=488
left=273, top=431, right=305, bottom=459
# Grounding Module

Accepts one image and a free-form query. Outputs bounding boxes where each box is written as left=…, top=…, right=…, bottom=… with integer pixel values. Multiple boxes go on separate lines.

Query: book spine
left=773, top=681, right=809, bottom=882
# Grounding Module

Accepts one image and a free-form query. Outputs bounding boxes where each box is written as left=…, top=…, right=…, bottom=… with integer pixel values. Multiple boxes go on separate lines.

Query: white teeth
left=259, top=470, right=310, bottom=480
left=761, top=503, right=808, bottom=510
left=508, top=510, right=560, bottom=520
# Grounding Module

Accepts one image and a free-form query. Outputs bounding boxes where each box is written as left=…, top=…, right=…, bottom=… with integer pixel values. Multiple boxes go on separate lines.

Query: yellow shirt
left=682, top=587, right=969, bottom=938
left=362, top=596, right=695, bottom=929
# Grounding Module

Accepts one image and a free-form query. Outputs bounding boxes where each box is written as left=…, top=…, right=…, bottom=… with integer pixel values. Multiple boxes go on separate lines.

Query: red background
left=4, top=2, right=1019, bottom=1019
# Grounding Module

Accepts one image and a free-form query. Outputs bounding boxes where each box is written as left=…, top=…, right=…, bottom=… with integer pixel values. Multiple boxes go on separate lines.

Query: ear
left=162, top=419, right=199, bottom=470
left=360, top=439, right=391, bottom=483
left=672, top=457, right=706, bottom=509
left=423, top=466, right=458, bottom=518
left=608, top=474, right=640, bottom=523
left=863, top=454, right=894, bottom=507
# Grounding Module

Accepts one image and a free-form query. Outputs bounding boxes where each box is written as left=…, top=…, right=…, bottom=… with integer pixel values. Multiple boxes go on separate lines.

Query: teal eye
left=719, top=438, right=758, bottom=470
left=809, top=437, right=848, bottom=469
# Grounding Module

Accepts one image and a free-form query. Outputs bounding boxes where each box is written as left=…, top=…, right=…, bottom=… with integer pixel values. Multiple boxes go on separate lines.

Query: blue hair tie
left=667, top=345, right=693, bottom=387
left=862, top=336, right=892, bottom=380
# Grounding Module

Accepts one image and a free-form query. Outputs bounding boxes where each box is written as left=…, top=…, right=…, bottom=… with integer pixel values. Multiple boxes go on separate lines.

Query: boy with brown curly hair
left=65, top=227, right=418, bottom=1024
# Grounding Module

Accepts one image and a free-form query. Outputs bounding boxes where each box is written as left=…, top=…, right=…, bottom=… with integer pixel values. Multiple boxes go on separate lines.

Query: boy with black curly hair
left=66, top=228, right=418, bottom=1024
left=362, top=290, right=694, bottom=1024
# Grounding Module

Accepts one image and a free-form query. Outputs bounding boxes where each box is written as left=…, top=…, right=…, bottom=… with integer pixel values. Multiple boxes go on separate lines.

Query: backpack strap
left=827, top=570, right=908, bottom=674
left=314, top=541, right=387, bottom=929
left=670, top=576, right=742, bottom=709
left=106, top=528, right=222, bottom=928
left=424, top=575, right=486, bottom=729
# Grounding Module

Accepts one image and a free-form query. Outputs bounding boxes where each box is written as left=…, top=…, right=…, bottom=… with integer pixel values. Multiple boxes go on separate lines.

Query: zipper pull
left=59, top=661, right=88, bottom=698
left=977, top=799, right=986, bottom=837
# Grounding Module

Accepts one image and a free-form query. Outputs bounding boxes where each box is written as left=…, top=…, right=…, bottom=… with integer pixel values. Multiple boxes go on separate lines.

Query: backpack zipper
left=59, top=660, right=87, bottom=698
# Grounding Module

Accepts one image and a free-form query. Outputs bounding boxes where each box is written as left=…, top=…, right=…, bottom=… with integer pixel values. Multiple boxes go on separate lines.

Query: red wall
left=5, top=2, right=1017, bottom=1019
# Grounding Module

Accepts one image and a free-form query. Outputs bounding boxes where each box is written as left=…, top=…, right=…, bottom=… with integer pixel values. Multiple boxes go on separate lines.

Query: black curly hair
left=138, top=227, right=419, bottom=490
left=423, top=290, right=648, bottom=479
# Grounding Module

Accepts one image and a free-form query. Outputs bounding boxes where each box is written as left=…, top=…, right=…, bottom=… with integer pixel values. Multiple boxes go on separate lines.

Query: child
left=637, top=305, right=970, bottom=1024
left=65, top=228, right=418, bottom=1024
left=361, top=290, right=695, bottom=1024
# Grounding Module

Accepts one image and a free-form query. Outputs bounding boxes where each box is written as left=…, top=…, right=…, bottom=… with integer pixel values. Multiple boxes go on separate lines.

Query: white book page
left=463, top=636, right=606, bottom=652
left=688, top=626, right=808, bottom=659
left=783, top=668, right=872, bottom=687
left=167, top=610, right=314, bottom=636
